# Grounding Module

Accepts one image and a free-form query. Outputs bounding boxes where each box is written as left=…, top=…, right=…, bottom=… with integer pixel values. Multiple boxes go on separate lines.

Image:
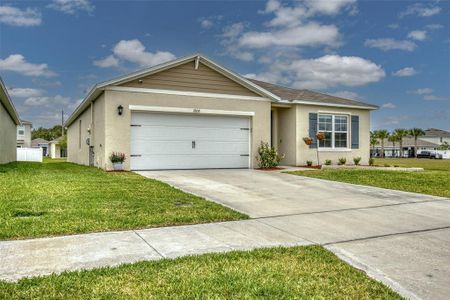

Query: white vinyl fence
left=17, top=147, right=43, bottom=162
left=436, top=150, right=450, bottom=159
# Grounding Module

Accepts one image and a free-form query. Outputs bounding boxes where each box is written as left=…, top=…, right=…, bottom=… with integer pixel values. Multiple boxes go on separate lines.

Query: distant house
left=49, top=137, right=66, bottom=159
left=0, top=77, right=21, bottom=164
left=373, top=137, right=439, bottom=158
left=373, top=128, right=450, bottom=157
left=420, top=128, right=450, bottom=145
left=17, top=120, right=32, bottom=148
left=31, top=138, right=50, bottom=156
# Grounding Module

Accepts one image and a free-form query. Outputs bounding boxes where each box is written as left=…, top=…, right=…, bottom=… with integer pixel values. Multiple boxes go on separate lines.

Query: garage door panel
left=132, top=140, right=249, bottom=155
left=130, top=112, right=251, bottom=170
left=131, top=126, right=248, bottom=141
left=131, top=155, right=249, bottom=170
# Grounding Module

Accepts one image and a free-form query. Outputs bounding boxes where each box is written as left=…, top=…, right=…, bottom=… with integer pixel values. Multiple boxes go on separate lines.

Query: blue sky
left=1, top=0, right=449, bottom=130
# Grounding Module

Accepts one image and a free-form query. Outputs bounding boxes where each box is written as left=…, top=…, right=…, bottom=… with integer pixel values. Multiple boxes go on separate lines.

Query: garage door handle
left=192, top=141, right=196, bottom=149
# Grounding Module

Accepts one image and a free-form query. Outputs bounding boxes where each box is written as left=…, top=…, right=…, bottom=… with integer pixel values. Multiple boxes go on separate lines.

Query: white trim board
left=106, top=86, right=270, bottom=101
left=279, top=100, right=377, bottom=110
left=129, top=105, right=256, bottom=117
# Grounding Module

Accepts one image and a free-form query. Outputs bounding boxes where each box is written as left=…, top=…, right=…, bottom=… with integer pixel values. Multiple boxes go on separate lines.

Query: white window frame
left=17, top=126, right=25, bottom=136
left=317, top=113, right=350, bottom=151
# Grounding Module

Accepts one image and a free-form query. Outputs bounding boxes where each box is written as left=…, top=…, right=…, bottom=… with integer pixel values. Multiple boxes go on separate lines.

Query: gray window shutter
left=351, top=115, right=359, bottom=149
left=309, top=113, right=317, bottom=148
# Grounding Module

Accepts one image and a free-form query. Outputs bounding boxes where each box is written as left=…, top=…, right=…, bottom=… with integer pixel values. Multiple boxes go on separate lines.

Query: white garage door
left=130, top=112, right=250, bottom=170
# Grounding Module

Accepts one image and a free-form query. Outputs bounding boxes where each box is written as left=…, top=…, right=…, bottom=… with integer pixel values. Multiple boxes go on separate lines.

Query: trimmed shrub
left=369, top=157, right=375, bottom=166
left=353, top=157, right=362, bottom=165
left=338, top=157, right=347, bottom=165
left=256, top=141, right=284, bottom=168
left=306, top=160, right=313, bottom=166
left=325, top=159, right=332, bottom=165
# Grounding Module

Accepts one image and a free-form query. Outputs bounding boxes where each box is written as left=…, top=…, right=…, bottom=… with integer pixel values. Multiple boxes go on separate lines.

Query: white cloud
left=239, top=22, right=340, bottom=48
left=48, top=0, right=94, bottom=15
left=93, top=55, right=119, bottom=68
left=250, top=55, right=385, bottom=89
left=24, top=95, right=70, bottom=107
left=263, top=0, right=356, bottom=27
left=287, top=55, right=385, bottom=89
left=0, top=5, right=41, bottom=26
left=0, top=54, right=56, bottom=77
left=364, top=38, right=416, bottom=51
left=400, top=3, right=441, bottom=17
left=112, top=39, right=176, bottom=67
left=7, top=87, right=43, bottom=98
left=382, top=102, right=397, bottom=109
left=198, top=15, right=223, bottom=29
left=393, top=67, right=417, bottom=77
left=425, top=24, right=443, bottom=30
left=332, top=91, right=363, bottom=100
left=408, top=30, right=427, bottom=41
left=200, top=19, right=213, bottom=29
left=220, top=23, right=255, bottom=61
left=424, top=95, right=450, bottom=101
left=412, top=88, right=433, bottom=95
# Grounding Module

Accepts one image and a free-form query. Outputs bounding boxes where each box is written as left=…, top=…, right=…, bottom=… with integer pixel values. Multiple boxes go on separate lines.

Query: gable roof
left=424, top=128, right=450, bottom=137
left=248, top=79, right=378, bottom=110
left=31, top=138, right=49, bottom=147
left=0, top=77, right=21, bottom=125
left=65, top=54, right=280, bottom=127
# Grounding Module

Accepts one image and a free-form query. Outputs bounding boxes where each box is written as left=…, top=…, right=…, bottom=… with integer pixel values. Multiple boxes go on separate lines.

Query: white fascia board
left=129, top=105, right=255, bottom=116
left=281, top=100, right=378, bottom=110
left=106, top=86, right=271, bottom=101
left=0, top=77, right=21, bottom=125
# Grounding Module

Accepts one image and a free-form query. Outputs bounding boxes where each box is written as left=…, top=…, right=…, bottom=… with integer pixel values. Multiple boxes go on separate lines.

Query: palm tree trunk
left=414, top=137, right=418, bottom=158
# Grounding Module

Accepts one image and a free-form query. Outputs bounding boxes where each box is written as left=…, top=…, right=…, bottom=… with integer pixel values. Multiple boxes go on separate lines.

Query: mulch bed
left=299, top=165, right=322, bottom=169
left=256, top=167, right=285, bottom=171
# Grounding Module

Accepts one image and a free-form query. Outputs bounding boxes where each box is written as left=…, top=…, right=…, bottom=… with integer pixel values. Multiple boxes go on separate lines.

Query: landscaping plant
left=325, top=159, right=332, bottom=165
left=338, top=157, right=346, bottom=165
left=256, top=141, right=284, bottom=168
left=369, top=158, right=375, bottom=166
left=109, top=152, right=126, bottom=163
left=306, top=160, right=313, bottom=167
left=353, top=157, right=361, bottom=165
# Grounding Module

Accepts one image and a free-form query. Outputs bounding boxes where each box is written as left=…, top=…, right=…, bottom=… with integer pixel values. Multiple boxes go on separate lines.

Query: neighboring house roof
left=247, top=79, right=378, bottom=110
left=424, top=128, right=450, bottom=137
left=49, top=136, right=64, bottom=144
left=376, top=137, right=439, bottom=148
left=31, top=138, right=49, bottom=147
left=65, top=53, right=378, bottom=127
left=0, top=77, right=21, bottom=125
left=20, top=119, right=33, bottom=125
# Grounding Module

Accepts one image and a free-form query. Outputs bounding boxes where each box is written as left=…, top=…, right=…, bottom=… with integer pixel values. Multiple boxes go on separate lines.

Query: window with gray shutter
left=351, top=115, right=359, bottom=149
left=309, top=113, right=317, bottom=148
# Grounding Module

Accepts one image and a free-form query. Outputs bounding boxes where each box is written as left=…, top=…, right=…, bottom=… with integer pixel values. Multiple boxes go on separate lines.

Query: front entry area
left=130, top=111, right=251, bottom=170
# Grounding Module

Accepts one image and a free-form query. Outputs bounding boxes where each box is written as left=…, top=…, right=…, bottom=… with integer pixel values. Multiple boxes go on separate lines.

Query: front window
left=318, top=114, right=348, bottom=149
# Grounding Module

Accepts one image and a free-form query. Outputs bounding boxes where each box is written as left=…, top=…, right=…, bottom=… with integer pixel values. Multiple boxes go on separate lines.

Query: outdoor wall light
left=117, top=105, right=123, bottom=116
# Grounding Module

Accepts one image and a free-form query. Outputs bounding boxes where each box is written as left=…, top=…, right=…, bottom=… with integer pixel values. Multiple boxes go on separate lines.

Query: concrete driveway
left=138, top=169, right=450, bottom=300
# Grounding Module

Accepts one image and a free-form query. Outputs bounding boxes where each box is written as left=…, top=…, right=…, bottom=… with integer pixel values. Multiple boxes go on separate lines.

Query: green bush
left=325, top=159, right=332, bottom=165
left=256, top=141, right=284, bottom=168
left=353, top=157, right=361, bottom=165
left=109, top=152, right=126, bottom=163
left=384, top=163, right=390, bottom=167
left=306, top=160, right=313, bottom=166
left=369, top=157, right=375, bottom=166
left=338, top=157, right=346, bottom=165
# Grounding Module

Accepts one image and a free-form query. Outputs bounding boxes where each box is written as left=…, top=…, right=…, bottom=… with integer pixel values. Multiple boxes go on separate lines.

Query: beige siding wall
left=0, top=102, right=17, bottom=164
left=120, top=61, right=260, bottom=97
left=67, top=94, right=106, bottom=167
left=295, top=104, right=371, bottom=166
left=103, top=89, right=271, bottom=170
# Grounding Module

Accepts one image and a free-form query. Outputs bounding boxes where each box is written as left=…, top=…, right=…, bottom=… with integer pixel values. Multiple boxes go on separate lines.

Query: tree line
left=370, top=128, right=448, bottom=158
left=32, top=125, right=66, bottom=141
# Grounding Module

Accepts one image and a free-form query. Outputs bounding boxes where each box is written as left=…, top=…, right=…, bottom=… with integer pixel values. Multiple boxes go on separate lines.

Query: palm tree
left=394, top=128, right=409, bottom=158
left=388, top=134, right=399, bottom=157
left=409, top=128, right=425, bottom=157
left=370, top=131, right=378, bottom=157
left=374, top=130, right=390, bottom=158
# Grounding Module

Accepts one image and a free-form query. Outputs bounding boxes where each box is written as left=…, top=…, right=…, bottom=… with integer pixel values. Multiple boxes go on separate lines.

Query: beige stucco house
left=17, top=120, right=32, bottom=148
left=0, top=77, right=21, bottom=164
left=65, top=54, right=378, bottom=171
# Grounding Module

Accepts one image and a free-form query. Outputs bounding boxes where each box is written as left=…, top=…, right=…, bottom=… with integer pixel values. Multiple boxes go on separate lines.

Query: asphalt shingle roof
left=247, top=78, right=378, bottom=109
left=424, top=128, right=450, bottom=137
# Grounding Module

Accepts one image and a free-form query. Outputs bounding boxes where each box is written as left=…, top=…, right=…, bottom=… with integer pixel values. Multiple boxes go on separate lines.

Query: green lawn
left=0, top=160, right=246, bottom=240
left=0, top=246, right=401, bottom=299
left=288, top=158, right=450, bottom=198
